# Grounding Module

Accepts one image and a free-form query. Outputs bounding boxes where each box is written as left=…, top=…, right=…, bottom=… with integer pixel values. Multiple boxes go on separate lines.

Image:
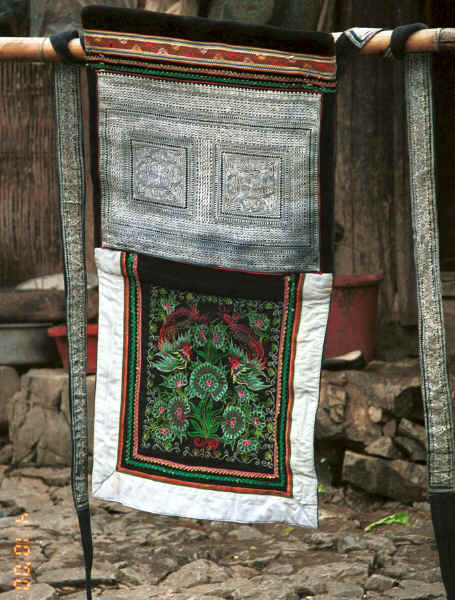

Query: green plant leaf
left=282, top=526, right=294, bottom=536
left=317, top=483, right=326, bottom=493
left=364, top=512, right=410, bottom=532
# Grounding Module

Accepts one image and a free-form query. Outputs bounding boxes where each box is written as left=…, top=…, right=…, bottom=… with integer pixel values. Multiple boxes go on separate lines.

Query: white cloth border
left=92, top=248, right=332, bottom=527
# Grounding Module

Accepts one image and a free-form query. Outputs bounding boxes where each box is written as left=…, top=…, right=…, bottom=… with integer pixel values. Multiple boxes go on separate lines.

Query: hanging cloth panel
left=52, top=13, right=381, bottom=598
left=82, top=5, right=338, bottom=528
left=82, top=5, right=338, bottom=273
left=406, top=52, right=455, bottom=491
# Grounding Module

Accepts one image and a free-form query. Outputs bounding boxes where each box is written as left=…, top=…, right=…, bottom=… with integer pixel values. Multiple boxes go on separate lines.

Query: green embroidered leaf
left=364, top=512, right=410, bottom=532
left=189, top=425, right=205, bottom=437
left=206, top=423, right=220, bottom=436
left=153, top=355, right=181, bottom=372
left=229, top=342, right=249, bottom=364
left=245, top=371, right=269, bottom=391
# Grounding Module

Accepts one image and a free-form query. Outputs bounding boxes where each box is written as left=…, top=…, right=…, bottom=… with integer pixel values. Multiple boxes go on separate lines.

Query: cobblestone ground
left=1, top=466, right=446, bottom=599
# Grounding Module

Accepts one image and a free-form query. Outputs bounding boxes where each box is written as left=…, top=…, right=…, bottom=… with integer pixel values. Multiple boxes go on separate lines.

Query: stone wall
left=6, top=369, right=95, bottom=465
left=317, top=359, right=455, bottom=503
left=2, top=361, right=454, bottom=504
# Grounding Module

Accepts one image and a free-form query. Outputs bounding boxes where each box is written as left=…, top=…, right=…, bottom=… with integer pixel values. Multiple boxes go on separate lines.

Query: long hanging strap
left=406, top=54, right=455, bottom=597
left=53, top=52, right=93, bottom=600
left=405, top=52, right=455, bottom=491
left=390, top=24, right=455, bottom=597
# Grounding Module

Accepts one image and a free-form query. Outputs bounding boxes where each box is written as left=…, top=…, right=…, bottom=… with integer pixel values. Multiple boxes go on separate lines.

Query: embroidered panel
left=84, top=30, right=337, bottom=81
left=97, top=72, right=322, bottom=271
left=120, top=251, right=298, bottom=494
left=92, top=248, right=333, bottom=525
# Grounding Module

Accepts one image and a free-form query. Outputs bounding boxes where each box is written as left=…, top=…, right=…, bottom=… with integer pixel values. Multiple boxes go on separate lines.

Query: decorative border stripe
left=90, top=56, right=336, bottom=88
left=93, top=62, right=335, bottom=94
left=54, top=64, right=89, bottom=510
left=84, top=30, right=336, bottom=80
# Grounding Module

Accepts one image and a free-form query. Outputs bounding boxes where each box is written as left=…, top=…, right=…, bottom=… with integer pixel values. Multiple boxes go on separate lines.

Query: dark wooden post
left=334, top=0, right=422, bottom=357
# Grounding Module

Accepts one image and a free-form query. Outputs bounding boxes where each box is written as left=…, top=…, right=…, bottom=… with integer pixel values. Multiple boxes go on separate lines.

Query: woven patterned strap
left=405, top=53, right=455, bottom=491
left=54, top=63, right=93, bottom=600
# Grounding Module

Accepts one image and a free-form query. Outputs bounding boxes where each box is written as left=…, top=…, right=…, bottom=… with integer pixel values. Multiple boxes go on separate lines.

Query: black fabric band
left=335, top=33, right=358, bottom=79
left=81, top=5, right=334, bottom=55
left=335, top=29, right=383, bottom=79
left=77, top=507, right=93, bottom=600
left=430, top=492, right=455, bottom=598
left=390, top=23, right=427, bottom=59
left=136, top=254, right=285, bottom=301
left=50, top=30, right=80, bottom=64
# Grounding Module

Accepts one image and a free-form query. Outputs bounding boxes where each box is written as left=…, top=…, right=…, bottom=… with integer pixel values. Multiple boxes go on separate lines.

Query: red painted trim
left=285, top=274, right=303, bottom=494
left=116, top=252, right=130, bottom=471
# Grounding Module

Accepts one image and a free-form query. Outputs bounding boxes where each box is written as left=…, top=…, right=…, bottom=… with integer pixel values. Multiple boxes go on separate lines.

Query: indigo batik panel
left=82, top=6, right=336, bottom=272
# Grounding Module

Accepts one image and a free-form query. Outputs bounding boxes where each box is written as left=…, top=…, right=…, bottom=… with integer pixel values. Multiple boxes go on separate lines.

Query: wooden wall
left=0, top=62, right=95, bottom=288
left=0, top=62, right=62, bottom=286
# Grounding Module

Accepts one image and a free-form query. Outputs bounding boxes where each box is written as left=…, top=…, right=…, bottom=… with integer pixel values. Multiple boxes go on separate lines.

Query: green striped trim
left=125, top=253, right=137, bottom=460
left=90, top=62, right=336, bottom=94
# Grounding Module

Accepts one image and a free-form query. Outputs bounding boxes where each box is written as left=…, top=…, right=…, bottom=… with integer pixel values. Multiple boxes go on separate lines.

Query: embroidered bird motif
left=153, top=338, right=192, bottom=373
left=228, top=354, right=268, bottom=391
left=159, top=305, right=208, bottom=347
left=220, top=310, right=265, bottom=362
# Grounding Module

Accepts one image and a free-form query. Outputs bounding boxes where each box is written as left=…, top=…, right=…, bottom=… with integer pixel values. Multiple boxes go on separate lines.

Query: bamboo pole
left=0, top=28, right=454, bottom=61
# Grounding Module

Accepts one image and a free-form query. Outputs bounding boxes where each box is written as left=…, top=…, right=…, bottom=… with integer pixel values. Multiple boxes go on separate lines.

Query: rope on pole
left=0, top=28, right=454, bottom=62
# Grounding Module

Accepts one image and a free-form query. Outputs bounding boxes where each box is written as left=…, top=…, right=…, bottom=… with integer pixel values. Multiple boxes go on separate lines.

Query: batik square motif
left=93, top=248, right=332, bottom=526
left=221, top=152, right=282, bottom=219
left=131, top=140, right=188, bottom=209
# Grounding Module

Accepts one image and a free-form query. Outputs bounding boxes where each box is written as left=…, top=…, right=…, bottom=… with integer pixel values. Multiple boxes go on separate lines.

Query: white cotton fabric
left=92, top=248, right=332, bottom=527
